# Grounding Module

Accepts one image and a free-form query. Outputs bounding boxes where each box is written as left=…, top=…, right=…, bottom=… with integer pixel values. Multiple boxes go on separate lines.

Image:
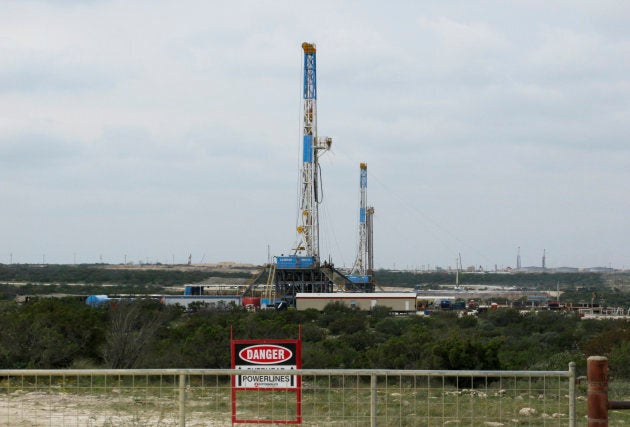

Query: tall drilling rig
left=294, top=42, right=332, bottom=259
left=348, top=163, right=376, bottom=291
left=267, top=42, right=367, bottom=305
left=249, top=43, right=376, bottom=307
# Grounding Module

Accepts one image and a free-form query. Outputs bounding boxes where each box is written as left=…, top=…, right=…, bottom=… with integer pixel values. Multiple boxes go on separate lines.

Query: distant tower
left=348, top=163, right=376, bottom=291
left=542, top=249, right=546, bottom=269
left=366, top=206, right=375, bottom=277
left=517, top=247, right=521, bottom=270
left=455, top=253, right=462, bottom=289
left=351, top=163, right=369, bottom=277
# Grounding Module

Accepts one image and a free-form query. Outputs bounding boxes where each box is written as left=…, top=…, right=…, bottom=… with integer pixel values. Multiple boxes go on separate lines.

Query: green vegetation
left=375, top=270, right=607, bottom=288
left=0, top=264, right=254, bottom=299
left=1, top=266, right=629, bottom=380
left=0, top=264, right=250, bottom=286
left=0, top=297, right=629, bottom=381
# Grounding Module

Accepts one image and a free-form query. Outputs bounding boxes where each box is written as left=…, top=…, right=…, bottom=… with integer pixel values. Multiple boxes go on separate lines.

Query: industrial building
left=296, top=292, right=416, bottom=312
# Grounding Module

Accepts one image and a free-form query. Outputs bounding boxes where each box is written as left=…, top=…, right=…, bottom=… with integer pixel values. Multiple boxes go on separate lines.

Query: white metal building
left=295, top=292, right=416, bottom=312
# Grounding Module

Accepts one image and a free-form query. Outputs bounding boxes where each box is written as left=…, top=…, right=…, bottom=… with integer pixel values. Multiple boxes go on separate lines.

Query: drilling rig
left=269, top=42, right=364, bottom=306
left=347, top=163, right=376, bottom=291
left=294, top=42, right=330, bottom=260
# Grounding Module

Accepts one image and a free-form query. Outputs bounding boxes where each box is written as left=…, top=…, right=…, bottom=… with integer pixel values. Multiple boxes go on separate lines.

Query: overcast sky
left=1, top=0, right=629, bottom=270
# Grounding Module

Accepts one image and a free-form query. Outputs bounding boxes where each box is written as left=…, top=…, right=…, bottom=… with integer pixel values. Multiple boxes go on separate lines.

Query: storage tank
left=86, top=295, right=109, bottom=306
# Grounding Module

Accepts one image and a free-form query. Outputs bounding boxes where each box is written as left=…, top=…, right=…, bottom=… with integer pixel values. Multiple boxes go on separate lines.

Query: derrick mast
left=366, top=206, right=374, bottom=276
left=271, top=42, right=343, bottom=305
left=351, top=163, right=369, bottom=277
left=348, top=163, right=375, bottom=291
left=295, top=42, right=331, bottom=260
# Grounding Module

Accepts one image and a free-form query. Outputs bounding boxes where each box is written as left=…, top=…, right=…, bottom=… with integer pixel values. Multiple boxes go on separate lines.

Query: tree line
left=0, top=298, right=628, bottom=380
left=3, top=265, right=624, bottom=289
left=0, top=264, right=251, bottom=286
left=374, top=270, right=608, bottom=288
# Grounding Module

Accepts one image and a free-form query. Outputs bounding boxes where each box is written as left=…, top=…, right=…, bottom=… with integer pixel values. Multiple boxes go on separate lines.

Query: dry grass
left=2, top=374, right=630, bottom=426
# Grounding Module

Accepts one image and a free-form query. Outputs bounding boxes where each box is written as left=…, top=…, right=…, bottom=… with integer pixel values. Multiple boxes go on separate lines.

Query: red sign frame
left=231, top=334, right=302, bottom=425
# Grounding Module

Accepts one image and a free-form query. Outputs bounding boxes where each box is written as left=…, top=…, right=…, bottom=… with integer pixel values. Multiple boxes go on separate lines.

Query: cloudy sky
left=1, top=0, right=629, bottom=269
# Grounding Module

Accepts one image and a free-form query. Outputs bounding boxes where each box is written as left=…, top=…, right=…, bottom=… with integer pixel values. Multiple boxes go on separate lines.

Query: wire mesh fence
left=0, top=366, right=585, bottom=426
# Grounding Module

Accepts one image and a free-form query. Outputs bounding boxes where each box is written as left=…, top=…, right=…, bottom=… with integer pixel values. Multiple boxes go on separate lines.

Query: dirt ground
left=0, top=390, right=233, bottom=426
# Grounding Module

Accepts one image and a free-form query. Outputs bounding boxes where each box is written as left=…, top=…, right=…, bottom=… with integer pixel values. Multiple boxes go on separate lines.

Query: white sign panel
left=236, top=365, right=297, bottom=388
left=233, top=343, right=299, bottom=389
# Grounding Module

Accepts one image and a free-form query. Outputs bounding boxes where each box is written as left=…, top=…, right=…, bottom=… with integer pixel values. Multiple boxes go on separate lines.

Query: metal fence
left=1, top=365, right=580, bottom=426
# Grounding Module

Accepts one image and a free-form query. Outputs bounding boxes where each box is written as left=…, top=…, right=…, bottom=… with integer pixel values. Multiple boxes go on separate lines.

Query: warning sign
left=232, top=341, right=300, bottom=390
left=231, top=336, right=302, bottom=424
left=237, top=373, right=295, bottom=388
left=237, top=343, right=295, bottom=366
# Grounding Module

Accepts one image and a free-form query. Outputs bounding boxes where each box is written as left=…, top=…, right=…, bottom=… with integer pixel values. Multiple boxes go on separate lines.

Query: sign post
left=231, top=331, right=302, bottom=424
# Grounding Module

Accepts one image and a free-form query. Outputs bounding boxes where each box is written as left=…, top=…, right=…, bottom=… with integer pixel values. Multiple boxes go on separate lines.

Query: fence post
left=588, top=356, right=608, bottom=427
left=179, top=373, right=187, bottom=427
left=569, top=361, right=576, bottom=427
left=370, top=373, right=377, bottom=427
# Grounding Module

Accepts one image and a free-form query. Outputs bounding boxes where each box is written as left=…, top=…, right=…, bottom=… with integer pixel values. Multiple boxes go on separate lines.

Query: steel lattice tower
left=351, top=163, right=369, bottom=276
left=295, top=42, right=331, bottom=261
left=270, top=42, right=371, bottom=304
